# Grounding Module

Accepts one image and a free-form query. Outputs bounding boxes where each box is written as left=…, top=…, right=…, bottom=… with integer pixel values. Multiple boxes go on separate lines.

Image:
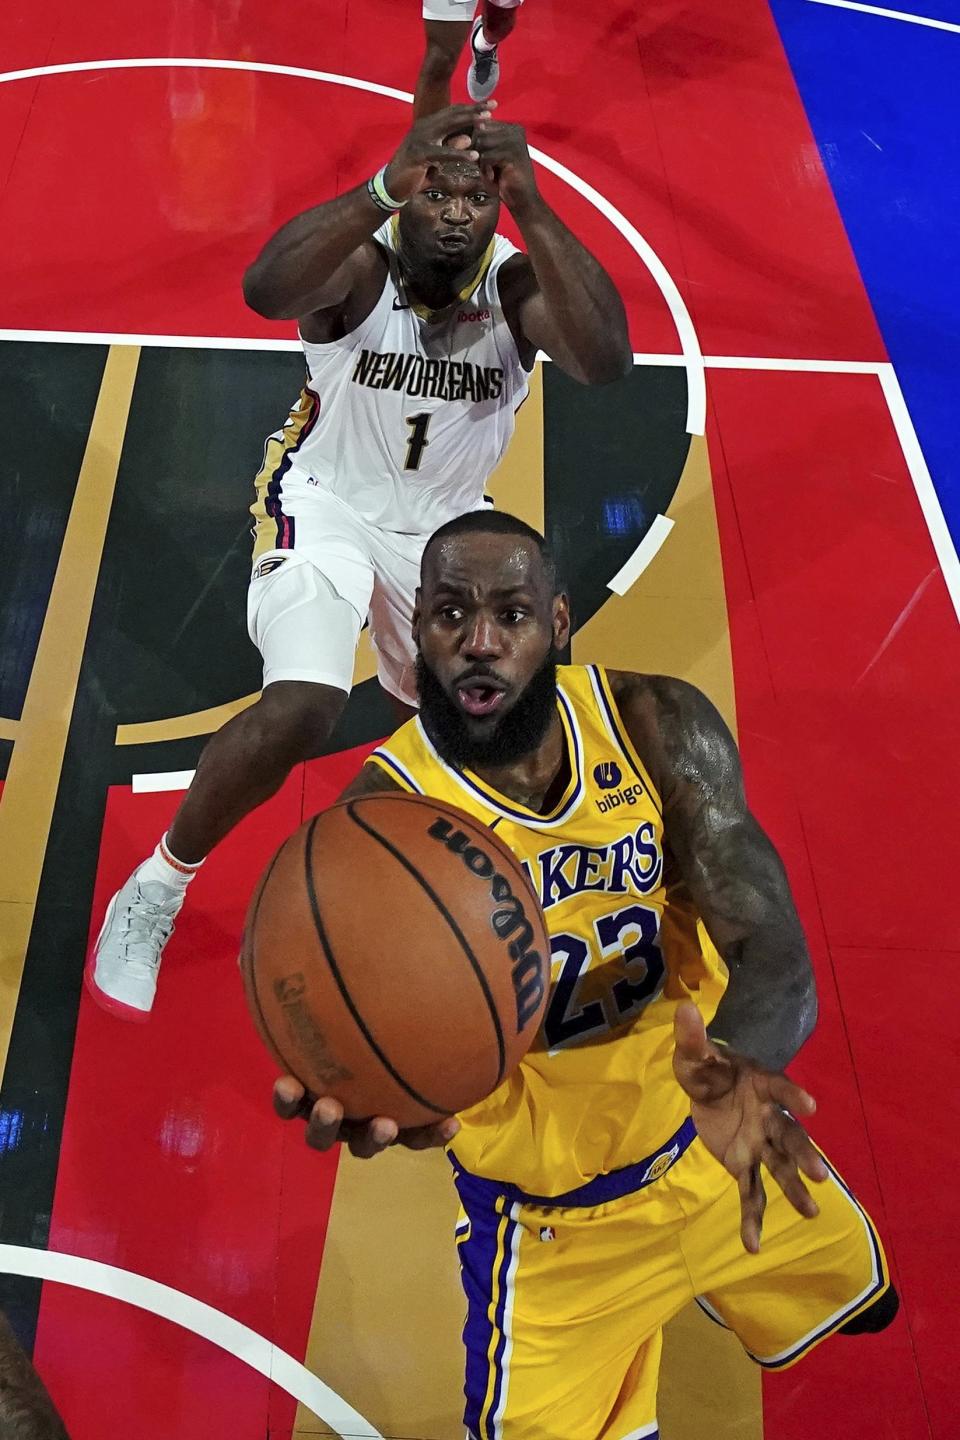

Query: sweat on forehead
left=421, top=511, right=559, bottom=590
left=431, top=158, right=484, bottom=182
left=421, top=531, right=548, bottom=590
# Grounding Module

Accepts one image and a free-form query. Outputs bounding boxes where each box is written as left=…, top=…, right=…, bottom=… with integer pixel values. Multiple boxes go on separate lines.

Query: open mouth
left=455, top=680, right=506, bottom=718
left=438, top=232, right=470, bottom=251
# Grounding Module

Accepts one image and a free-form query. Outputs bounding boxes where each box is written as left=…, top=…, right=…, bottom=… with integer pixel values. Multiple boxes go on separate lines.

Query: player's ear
left=552, top=592, right=571, bottom=650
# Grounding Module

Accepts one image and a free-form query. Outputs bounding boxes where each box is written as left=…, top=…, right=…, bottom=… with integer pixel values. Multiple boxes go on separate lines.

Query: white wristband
left=367, top=165, right=408, bottom=212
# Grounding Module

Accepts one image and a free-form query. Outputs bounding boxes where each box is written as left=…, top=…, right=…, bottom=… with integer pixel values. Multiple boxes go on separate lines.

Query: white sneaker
left=467, top=18, right=501, bottom=103
left=85, top=873, right=185, bottom=1021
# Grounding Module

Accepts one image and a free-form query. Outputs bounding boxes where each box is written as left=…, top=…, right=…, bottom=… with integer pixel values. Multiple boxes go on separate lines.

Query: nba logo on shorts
left=594, top=760, right=622, bottom=790
left=539, top=1226, right=557, bottom=1243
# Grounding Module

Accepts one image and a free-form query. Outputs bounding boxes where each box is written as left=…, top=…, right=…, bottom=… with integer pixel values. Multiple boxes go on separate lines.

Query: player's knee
left=421, top=39, right=462, bottom=83
left=839, top=1284, right=900, bottom=1336
left=251, top=682, right=346, bottom=764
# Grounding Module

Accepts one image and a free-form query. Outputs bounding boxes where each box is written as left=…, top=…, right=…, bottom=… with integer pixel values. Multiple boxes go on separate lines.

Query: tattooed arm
left=614, top=673, right=826, bottom=1250
left=0, top=1313, right=70, bottom=1439
left=613, top=673, right=817, bottom=1071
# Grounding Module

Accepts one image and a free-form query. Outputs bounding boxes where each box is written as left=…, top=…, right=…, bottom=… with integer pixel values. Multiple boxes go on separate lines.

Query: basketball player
left=87, top=106, right=631, bottom=1019
left=0, top=1312, right=70, bottom=1438
left=274, top=511, right=899, bottom=1439
left=416, top=1, right=524, bottom=118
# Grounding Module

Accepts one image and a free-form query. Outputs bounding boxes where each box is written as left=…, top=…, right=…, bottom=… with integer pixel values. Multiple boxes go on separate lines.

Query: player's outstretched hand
left=384, top=103, right=496, bottom=203
left=672, top=1001, right=828, bottom=1254
left=272, top=1076, right=460, bottom=1160
left=473, top=120, right=538, bottom=213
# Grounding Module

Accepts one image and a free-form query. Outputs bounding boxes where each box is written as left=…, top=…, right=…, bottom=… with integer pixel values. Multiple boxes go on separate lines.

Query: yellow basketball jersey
left=369, top=664, right=728, bottom=1197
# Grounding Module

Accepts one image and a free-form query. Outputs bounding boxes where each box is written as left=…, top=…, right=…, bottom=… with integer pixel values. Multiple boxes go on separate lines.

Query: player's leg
left=365, top=525, right=426, bottom=717
left=467, top=0, right=524, bottom=104
left=452, top=1165, right=687, bottom=1440
left=87, top=545, right=371, bottom=1020
left=415, top=3, right=476, bottom=119
left=680, top=1139, right=897, bottom=1370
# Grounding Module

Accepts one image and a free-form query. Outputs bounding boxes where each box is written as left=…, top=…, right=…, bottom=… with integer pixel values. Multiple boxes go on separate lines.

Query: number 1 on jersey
left=404, top=412, right=432, bottom=471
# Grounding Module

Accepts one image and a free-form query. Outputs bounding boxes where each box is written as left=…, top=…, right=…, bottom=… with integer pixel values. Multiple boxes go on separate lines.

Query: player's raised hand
left=672, top=1001, right=828, bottom=1254
left=384, top=103, right=496, bottom=202
left=272, top=1075, right=460, bottom=1160
left=473, top=120, right=538, bottom=213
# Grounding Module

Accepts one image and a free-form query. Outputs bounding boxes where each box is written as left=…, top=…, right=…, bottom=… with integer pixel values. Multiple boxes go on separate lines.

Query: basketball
left=240, top=792, right=550, bottom=1128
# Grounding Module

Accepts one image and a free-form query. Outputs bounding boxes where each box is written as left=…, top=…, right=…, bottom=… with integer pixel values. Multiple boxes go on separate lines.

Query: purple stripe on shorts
left=454, top=1176, right=510, bottom=1439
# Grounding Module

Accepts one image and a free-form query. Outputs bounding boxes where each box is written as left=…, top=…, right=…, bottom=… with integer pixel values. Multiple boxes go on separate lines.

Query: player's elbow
left=578, top=341, right=633, bottom=385
left=599, top=350, right=634, bottom=384
left=242, top=265, right=293, bottom=320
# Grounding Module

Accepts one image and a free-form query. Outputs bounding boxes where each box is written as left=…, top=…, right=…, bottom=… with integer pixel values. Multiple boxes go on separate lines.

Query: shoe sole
left=84, top=890, right=154, bottom=1023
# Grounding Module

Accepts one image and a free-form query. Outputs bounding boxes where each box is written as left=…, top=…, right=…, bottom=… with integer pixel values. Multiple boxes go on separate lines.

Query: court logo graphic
left=594, top=760, right=622, bottom=790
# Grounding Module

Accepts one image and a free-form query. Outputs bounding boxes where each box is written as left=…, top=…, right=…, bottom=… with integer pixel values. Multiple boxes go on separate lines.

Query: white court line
left=0, top=327, right=887, bottom=374
left=878, top=363, right=960, bottom=625
left=685, top=354, right=884, bottom=374
left=607, top=515, right=675, bottom=595
left=806, top=0, right=960, bottom=36
left=0, top=56, right=706, bottom=437
left=0, top=1244, right=383, bottom=1439
left=0, top=328, right=305, bottom=352
left=132, top=769, right=199, bottom=793
left=137, top=770, right=195, bottom=789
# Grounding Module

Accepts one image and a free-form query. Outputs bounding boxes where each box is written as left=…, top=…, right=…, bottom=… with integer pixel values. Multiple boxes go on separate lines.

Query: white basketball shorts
left=422, top=0, right=523, bottom=21
left=247, top=485, right=427, bottom=706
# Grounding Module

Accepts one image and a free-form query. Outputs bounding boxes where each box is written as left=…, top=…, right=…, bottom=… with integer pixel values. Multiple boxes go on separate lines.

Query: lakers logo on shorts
left=641, top=1143, right=680, bottom=1185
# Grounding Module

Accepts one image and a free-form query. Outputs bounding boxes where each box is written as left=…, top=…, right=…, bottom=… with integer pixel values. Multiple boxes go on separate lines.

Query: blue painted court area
left=772, top=0, right=960, bottom=539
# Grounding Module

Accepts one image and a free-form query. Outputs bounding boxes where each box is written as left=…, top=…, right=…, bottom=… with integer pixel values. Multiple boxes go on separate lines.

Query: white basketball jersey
left=271, top=219, right=531, bottom=534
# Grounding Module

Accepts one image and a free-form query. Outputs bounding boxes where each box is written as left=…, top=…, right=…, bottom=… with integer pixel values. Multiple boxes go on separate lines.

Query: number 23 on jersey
left=545, top=901, right=666, bottom=1053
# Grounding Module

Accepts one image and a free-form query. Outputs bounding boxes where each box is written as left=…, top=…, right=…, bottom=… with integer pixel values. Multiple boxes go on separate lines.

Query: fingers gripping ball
left=241, top=794, right=550, bottom=1128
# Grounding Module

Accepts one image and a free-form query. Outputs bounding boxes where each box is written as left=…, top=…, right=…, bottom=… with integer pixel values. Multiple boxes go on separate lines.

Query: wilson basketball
left=240, top=792, right=550, bottom=1128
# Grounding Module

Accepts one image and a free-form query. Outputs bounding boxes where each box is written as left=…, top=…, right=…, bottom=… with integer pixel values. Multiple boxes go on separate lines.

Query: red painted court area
left=2, top=0, right=958, bottom=1436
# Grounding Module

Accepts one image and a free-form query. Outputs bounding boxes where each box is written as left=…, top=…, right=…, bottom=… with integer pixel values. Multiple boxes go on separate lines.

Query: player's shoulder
left=608, top=670, right=715, bottom=721
left=355, top=713, right=436, bottom=797
left=493, top=247, right=533, bottom=299
left=606, top=671, right=735, bottom=794
left=298, top=239, right=390, bottom=344
left=339, top=759, right=407, bottom=803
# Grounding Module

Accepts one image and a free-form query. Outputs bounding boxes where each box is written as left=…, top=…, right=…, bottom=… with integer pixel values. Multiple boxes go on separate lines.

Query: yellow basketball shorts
left=451, top=1118, right=889, bottom=1440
